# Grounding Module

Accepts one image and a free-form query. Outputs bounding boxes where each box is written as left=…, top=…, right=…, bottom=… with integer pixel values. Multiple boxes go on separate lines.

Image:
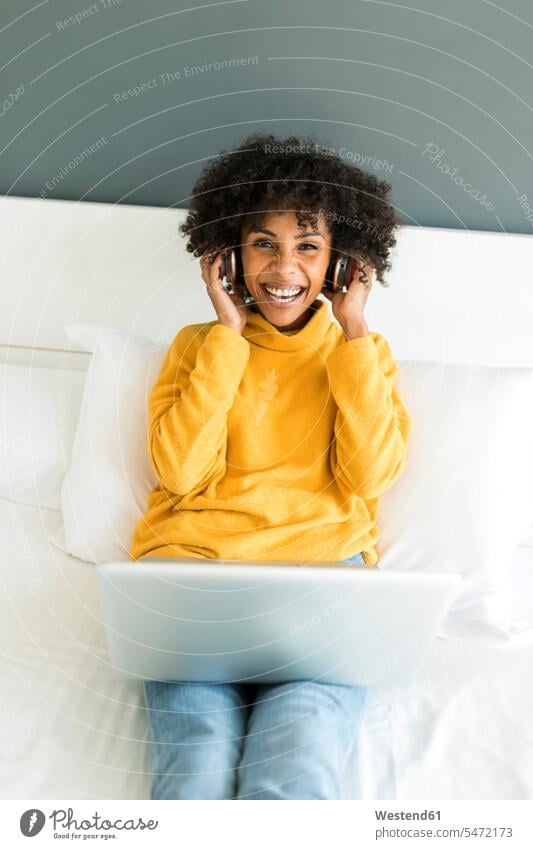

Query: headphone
left=218, top=247, right=368, bottom=304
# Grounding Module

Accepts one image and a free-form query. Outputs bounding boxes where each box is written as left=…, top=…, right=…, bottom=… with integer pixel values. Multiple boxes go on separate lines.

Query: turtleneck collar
left=242, top=299, right=333, bottom=352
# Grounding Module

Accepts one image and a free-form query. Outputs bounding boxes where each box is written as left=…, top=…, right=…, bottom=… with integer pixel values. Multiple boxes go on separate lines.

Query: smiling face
left=239, top=210, right=333, bottom=332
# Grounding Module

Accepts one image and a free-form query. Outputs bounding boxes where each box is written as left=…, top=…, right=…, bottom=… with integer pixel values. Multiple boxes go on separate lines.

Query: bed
left=1, top=194, right=533, bottom=800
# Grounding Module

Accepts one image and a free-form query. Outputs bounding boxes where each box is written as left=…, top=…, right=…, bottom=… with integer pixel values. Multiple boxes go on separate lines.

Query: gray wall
left=1, top=0, right=532, bottom=233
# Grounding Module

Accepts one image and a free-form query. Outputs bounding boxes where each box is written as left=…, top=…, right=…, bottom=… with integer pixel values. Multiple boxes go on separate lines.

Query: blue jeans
left=143, top=552, right=368, bottom=800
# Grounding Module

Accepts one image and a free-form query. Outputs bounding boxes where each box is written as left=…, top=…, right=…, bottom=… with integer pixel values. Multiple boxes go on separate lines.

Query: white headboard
left=1, top=194, right=532, bottom=370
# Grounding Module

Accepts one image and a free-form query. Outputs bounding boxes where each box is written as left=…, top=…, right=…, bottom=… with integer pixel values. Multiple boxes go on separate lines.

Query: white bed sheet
left=1, top=497, right=532, bottom=800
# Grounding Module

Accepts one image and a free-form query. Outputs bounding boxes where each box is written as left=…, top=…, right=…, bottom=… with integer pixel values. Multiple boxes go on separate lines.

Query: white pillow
left=47, top=321, right=163, bottom=562
left=378, top=361, right=533, bottom=643
left=0, top=362, right=85, bottom=510
left=49, top=321, right=533, bottom=644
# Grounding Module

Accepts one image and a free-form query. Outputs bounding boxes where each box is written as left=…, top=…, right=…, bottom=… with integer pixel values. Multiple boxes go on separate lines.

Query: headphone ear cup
left=326, top=255, right=368, bottom=292
left=329, top=255, right=351, bottom=292
left=234, top=248, right=256, bottom=305
left=220, top=253, right=228, bottom=290
left=220, top=251, right=232, bottom=294
left=325, top=256, right=337, bottom=290
left=345, top=257, right=358, bottom=289
left=342, top=256, right=366, bottom=290
left=235, top=248, right=244, bottom=287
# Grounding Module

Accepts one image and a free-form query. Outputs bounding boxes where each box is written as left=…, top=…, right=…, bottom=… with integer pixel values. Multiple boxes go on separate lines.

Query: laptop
left=96, top=557, right=462, bottom=688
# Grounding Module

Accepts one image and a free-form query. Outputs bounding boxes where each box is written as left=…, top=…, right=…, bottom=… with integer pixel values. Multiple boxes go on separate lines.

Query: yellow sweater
left=129, top=299, right=411, bottom=565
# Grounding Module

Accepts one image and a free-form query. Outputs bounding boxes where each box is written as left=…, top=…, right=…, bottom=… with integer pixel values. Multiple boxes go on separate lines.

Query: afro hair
left=179, top=132, right=405, bottom=286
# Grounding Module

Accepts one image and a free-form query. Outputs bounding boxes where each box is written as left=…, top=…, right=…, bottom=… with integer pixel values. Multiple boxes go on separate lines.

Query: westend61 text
left=375, top=809, right=441, bottom=820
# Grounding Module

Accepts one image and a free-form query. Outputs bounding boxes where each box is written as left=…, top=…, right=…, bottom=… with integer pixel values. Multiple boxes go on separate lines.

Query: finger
left=203, top=252, right=225, bottom=290
left=350, top=264, right=373, bottom=290
left=199, top=254, right=215, bottom=285
left=362, top=264, right=374, bottom=286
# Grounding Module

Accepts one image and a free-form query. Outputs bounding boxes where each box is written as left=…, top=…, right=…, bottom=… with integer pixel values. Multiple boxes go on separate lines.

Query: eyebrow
left=249, top=227, right=325, bottom=240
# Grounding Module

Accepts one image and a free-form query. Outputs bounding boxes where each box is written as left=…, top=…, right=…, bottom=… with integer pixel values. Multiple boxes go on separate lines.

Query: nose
left=266, top=244, right=299, bottom=277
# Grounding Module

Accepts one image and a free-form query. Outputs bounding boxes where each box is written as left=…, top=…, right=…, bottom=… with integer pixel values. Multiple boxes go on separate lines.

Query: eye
left=252, top=239, right=319, bottom=250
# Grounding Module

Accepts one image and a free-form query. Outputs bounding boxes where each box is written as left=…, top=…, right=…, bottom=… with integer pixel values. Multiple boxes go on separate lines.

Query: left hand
left=322, top=258, right=374, bottom=339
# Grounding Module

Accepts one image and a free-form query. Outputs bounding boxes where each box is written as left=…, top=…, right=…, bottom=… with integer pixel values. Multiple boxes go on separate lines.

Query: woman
left=130, top=132, right=411, bottom=799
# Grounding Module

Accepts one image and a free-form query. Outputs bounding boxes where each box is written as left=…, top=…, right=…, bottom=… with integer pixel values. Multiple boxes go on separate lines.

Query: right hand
left=199, top=250, right=251, bottom=336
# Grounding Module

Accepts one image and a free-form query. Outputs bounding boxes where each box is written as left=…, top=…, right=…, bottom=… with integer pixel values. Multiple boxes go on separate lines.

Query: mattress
left=1, top=496, right=532, bottom=800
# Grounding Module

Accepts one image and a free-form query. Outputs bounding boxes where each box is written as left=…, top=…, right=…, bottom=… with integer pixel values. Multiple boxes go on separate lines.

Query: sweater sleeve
left=148, top=323, right=251, bottom=496
left=325, top=331, right=411, bottom=500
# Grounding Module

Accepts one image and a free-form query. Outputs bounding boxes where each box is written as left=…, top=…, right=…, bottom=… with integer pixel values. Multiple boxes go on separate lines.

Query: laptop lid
left=96, top=558, right=462, bottom=688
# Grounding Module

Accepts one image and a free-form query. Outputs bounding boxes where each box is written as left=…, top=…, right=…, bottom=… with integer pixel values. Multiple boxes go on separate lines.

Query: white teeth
left=264, top=286, right=303, bottom=297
